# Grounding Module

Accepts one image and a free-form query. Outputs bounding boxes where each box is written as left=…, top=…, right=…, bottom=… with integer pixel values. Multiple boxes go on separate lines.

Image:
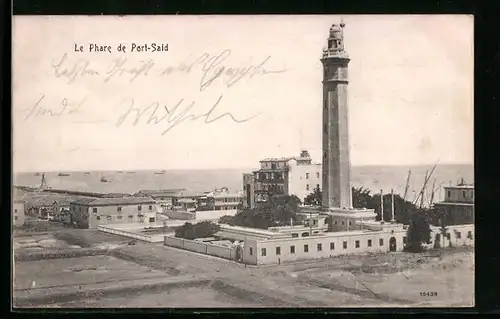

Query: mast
left=403, top=169, right=412, bottom=201
left=429, top=179, right=437, bottom=207
left=414, top=163, right=437, bottom=208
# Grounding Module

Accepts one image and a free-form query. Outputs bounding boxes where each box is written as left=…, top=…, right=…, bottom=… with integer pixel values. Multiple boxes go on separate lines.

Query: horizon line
left=13, top=162, right=474, bottom=174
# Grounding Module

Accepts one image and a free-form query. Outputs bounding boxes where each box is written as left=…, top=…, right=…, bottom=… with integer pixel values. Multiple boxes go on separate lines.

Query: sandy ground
left=13, top=255, right=169, bottom=292
left=13, top=237, right=474, bottom=308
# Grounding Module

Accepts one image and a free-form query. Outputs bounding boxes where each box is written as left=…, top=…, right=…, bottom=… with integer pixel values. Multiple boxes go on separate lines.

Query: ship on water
left=58, top=173, right=70, bottom=177
left=154, top=170, right=166, bottom=175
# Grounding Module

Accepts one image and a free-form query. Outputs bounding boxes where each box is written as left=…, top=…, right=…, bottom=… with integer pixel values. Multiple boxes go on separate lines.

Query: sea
left=13, top=164, right=473, bottom=203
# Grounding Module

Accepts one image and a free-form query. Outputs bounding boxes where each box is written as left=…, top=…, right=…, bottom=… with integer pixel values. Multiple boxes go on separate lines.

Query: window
left=456, top=232, right=461, bottom=239
left=348, top=221, right=352, bottom=226
left=306, top=184, right=310, bottom=191
left=468, top=231, right=472, bottom=238
left=341, top=221, right=344, bottom=225
left=14, top=209, right=18, bottom=213
left=149, top=217, right=155, bottom=223
left=368, top=239, right=372, bottom=247
left=107, top=216, right=112, bottom=220
left=128, top=215, right=134, bottom=219
left=316, top=172, right=320, bottom=178
left=330, top=242, right=335, bottom=250
left=304, top=245, right=309, bottom=252
left=290, top=246, right=295, bottom=254
left=447, top=191, right=451, bottom=198
left=276, top=247, right=281, bottom=255
left=302, top=232, right=310, bottom=237
left=96, top=216, right=101, bottom=220
left=117, top=216, right=123, bottom=220
left=334, top=220, right=338, bottom=224
left=317, top=243, right=322, bottom=251
left=292, top=233, right=299, bottom=238
left=138, top=205, right=142, bottom=211
left=403, top=236, right=407, bottom=244
left=379, top=238, right=384, bottom=246
left=93, top=208, right=97, bottom=214
left=249, top=247, right=253, bottom=255
left=306, top=173, right=309, bottom=179
left=343, top=241, right=347, bottom=249
left=117, top=207, right=122, bottom=212
left=313, top=219, right=317, bottom=225
left=14, top=216, right=18, bottom=220
left=355, top=240, right=360, bottom=248
left=149, top=205, right=153, bottom=211
left=261, top=248, right=267, bottom=256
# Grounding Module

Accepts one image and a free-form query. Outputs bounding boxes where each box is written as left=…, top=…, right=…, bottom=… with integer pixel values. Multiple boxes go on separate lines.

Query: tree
left=174, top=221, right=220, bottom=240
left=352, top=187, right=372, bottom=210
left=405, top=214, right=432, bottom=252
left=218, top=215, right=235, bottom=225
left=304, top=186, right=322, bottom=206
left=227, top=195, right=301, bottom=229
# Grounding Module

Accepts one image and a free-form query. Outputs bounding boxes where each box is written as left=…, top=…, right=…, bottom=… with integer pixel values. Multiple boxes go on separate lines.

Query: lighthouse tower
left=321, top=21, right=352, bottom=209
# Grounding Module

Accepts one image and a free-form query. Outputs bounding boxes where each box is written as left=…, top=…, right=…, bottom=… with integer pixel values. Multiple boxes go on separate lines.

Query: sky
left=12, top=15, right=474, bottom=172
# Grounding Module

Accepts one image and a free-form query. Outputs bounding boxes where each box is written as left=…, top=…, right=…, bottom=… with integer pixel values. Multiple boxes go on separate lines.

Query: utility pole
left=380, top=189, right=384, bottom=222
left=391, top=189, right=395, bottom=223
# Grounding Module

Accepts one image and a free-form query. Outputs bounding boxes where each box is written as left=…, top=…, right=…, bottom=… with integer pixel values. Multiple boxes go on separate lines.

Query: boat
left=100, top=175, right=109, bottom=183
left=126, top=171, right=136, bottom=174
left=84, top=172, right=91, bottom=175
left=58, top=173, right=70, bottom=177
left=34, top=172, right=41, bottom=176
left=154, top=171, right=166, bottom=175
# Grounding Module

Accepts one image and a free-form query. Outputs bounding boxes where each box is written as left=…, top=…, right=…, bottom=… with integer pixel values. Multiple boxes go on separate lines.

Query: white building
left=244, top=149, right=322, bottom=207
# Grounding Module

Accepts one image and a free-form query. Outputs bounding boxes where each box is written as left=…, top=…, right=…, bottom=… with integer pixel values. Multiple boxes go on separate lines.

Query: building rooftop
left=445, top=184, right=474, bottom=189
left=72, top=196, right=155, bottom=206
left=137, top=189, right=186, bottom=196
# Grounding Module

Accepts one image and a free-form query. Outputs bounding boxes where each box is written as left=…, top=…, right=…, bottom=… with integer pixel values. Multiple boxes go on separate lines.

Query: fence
left=164, top=236, right=236, bottom=260
left=98, top=225, right=168, bottom=243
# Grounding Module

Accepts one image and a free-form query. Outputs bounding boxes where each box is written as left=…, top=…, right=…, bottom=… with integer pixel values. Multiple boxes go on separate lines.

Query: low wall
left=164, top=236, right=236, bottom=260
left=15, top=248, right=109, bottom=262
left=164, top=210, right=196, bottom=220
left=98, top=225, right=168, bottom=243
left=195, top=209, right=238, bottom=221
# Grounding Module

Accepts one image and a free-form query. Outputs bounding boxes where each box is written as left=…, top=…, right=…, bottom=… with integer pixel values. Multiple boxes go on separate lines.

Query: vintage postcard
left=12, top=15, right=474, bottom=308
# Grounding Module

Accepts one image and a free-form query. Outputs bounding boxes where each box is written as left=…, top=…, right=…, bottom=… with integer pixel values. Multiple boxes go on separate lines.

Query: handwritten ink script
left=20, top=95, right=88, bottom=121
left=51, top=49, right=287, bottom=91
left=115, top=95, right=262, bottom=135
left=19, top=94, right=262, bottom=136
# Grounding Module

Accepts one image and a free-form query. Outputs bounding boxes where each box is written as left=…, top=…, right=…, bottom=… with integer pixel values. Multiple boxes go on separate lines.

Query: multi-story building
left=244, top=150, right=322, bottom=207
left=70, top=197, right=157, bottom=229
left=13, top=200, right=26, bottom=227
left=432, top=182, right=474, bottom=225
left=136, top=189, right=186, bottom=211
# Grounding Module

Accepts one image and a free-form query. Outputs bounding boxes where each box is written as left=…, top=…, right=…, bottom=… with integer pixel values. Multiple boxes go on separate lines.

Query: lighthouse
left=321, top=21, right=352, bottom=209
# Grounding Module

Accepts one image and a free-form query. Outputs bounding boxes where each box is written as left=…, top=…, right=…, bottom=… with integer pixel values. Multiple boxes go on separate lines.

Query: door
left=389, top=237, right=397, bottom=252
